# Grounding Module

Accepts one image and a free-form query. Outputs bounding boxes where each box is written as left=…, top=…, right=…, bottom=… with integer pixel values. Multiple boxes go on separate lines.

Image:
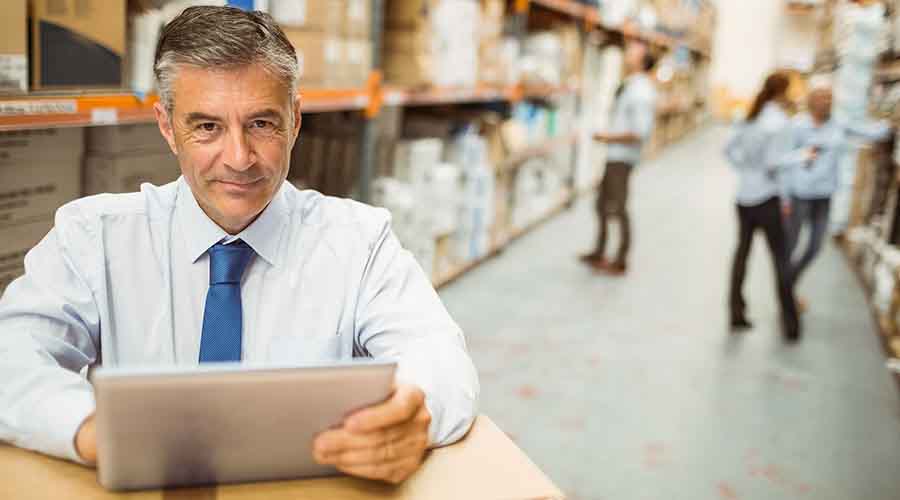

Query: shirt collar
left=177, top=177, right=288, bottom=266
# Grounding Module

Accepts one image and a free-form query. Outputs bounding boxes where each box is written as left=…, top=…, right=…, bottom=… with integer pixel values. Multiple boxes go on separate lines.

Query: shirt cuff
left=31, top=385, right=95, bottom=464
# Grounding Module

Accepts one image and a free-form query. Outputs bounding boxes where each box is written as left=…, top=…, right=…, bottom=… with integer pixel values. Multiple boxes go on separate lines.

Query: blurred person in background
left=580, top=40, right=658, bottom=276
left=724, top=72, right=802, bottom=341
left=784, top=79, right=891, bottom=304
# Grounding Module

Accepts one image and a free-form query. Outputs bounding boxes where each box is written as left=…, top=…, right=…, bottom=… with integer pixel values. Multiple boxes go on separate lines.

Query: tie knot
left=208, top=240, right=254, bottom=285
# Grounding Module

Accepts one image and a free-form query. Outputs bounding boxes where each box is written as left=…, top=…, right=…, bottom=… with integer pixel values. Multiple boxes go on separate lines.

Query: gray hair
left=153, top=6, right=299, bottom=116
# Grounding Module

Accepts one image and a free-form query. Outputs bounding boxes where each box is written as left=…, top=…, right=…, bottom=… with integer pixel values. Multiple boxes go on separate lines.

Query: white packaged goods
left=520, top=33, right=563, bottom=87
left=87, top=124, right=170, bottom=155
left=0, top=219, right=53, bottom=295
left=427, top=163, right=462, bottom=237
left=383, top=0, right=479, bottom=86
left=454, top=163, right=494, bottom=262
left=370, top=177, right=435, bottom=277
left=270, top=0, right=340, bottom=31
left=128, top=9, right=163, bottom=93
left=84, top=152, right=182, bottom=195
left=393, top=138, right=444, bottom=185
left=0, top=159, right=82, bottom=228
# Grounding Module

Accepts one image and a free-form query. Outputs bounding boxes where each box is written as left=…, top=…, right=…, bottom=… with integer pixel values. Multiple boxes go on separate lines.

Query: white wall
left=710, top=0, right=820, bottom=102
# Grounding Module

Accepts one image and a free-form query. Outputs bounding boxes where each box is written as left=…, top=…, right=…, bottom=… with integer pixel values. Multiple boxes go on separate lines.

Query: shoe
left=784, top=330, right=802, bottom=343
left=589, top=259, right=614, bottom=272
left=579, top=252, right=605, bottom=264
left=601, top=262, right=627, bottom=276
left=730, top=318, right=753, bottom=331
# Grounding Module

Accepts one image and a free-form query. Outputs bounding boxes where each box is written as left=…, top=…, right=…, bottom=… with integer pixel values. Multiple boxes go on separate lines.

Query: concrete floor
left=439, top=126, right=900, bottom=500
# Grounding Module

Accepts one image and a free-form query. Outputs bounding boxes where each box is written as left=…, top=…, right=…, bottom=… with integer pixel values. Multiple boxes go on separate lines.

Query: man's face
left=808, top=88, right=832, bottom=122
left=155, top=64, right=301, bottom=234
left=624, top=42, right=647, bottom=74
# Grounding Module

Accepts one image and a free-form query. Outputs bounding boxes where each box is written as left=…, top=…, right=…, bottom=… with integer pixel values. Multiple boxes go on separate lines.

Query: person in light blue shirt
left=784, top=83, right=891, bottom=290
left=581, top=40, right=658, bottom=275
left=0, top=7, right=478, bottom=485
left=723, top=72, right=802, bottom=341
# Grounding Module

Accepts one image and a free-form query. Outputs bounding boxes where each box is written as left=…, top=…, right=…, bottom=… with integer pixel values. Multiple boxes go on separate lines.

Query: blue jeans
left=785, top=197, right=831, bottom=285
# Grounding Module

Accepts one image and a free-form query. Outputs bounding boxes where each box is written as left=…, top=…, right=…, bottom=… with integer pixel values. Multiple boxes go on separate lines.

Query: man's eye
left=251, top=120, right=271, bottom=129
left=197, top=123, right=218, bottom=132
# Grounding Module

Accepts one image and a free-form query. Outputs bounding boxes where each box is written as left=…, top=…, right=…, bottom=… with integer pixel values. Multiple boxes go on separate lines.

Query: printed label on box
left=0, top=55, right=27, bottom=92
left=325, top=39, right=340, bottom=63
left=0, top=100, right=78, bottom=116
left=348, top=0, right=364, bottom=20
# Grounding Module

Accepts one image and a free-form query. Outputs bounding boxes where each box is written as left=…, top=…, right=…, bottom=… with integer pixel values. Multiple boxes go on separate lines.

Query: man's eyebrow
left=184, top=112, right=222, bottom=124
left=247, top=109, right=285, bottom=121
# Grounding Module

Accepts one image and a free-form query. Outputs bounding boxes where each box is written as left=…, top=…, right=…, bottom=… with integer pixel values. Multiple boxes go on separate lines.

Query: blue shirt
left=0, top=178, right=479, bottom=463
left=787, top=113, right=890, bottom=200
left=724, top=103, right=806, bottom=206
left=605, top=73, right=658, bottom=165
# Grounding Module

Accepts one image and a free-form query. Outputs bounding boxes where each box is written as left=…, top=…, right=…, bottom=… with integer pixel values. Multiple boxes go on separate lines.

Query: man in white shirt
left=0, top=6, right=478, bottom=485
left=580, top=40, right=658, bottom=275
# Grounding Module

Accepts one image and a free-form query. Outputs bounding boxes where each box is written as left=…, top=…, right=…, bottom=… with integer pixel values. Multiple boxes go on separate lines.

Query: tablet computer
left=92, top=361, right=397, bottom=491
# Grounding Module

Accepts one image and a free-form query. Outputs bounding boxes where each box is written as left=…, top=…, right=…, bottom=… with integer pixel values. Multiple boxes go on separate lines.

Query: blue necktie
left=199, top=240, right=255, bottom=362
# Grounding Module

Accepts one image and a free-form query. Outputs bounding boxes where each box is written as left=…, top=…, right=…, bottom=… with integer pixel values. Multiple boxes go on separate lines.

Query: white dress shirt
left=605, top=73, right=658, bottom=165
left=0, top=177, right=479, bottom=463
left=724, top=103, right=807, bottom=207
left=787, top=113, right=890, bottom=200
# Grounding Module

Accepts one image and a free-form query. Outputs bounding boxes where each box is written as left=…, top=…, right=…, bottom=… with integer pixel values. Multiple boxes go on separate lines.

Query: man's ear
left=292, top=94, right=303, bottom=139
left=154, top=102, right=179, bottom=156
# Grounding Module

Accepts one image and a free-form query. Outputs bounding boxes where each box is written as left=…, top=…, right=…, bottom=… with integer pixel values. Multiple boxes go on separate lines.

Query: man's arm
left=842, top=118, right=892, bottom=143
left=0, top=205, right=100, bottom=464
left=593, top=132, right=642, bottom=145
left=313, top=213, right=478, bottom=483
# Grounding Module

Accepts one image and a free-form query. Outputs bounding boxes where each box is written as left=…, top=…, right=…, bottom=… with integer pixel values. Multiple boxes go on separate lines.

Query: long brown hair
left=746, top=72, right=791, bottom=122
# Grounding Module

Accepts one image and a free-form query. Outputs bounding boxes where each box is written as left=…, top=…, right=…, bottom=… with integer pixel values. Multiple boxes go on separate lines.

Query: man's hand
left=75, top=414, right=97, bottom=466
left=313, top=384, right=431, bottom=484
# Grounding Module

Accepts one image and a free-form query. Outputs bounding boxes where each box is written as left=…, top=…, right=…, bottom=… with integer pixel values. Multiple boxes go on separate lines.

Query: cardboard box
left=343, top=39, right=373, bottom=87
left=0, top=218, right=53, bottom=295
left=30, top=0, right=126, bottom=89
left=385, top=0, right=440, bottom=30
left=0, top=416, right=563, bottom=499
left=86, top=124, right=170, bottom=155
left=283, top=29, right=342, bottom=86
left=84, top=152, right=181, bottom=195
left=0, top=159, right=82, bottom=228
left=0, top=0, right=28, bottom=93
left=271, top=0, right=341, bottom=33
left=343, top=0, right=371, bottom=38
left=0, top=128, right=84, bottom=163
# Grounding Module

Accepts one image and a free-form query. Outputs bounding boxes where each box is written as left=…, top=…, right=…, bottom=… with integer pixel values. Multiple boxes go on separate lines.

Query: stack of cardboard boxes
left=83, top=124, right=181, bottom=195
left=0, top=129, right=84, bottom=293
left=383, top=0, right=480, bottom=87
left=272, top=0, right=372, bottom=88
left=30, top=0, right=126, bottom=89
left=477, top=0, right=512, bottom=86
left=289, top=112, right=363, bottom=197
left=0, top=0, right=28, bottom=94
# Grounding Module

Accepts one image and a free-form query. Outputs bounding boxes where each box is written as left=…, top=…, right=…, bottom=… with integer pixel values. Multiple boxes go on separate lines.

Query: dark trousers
left=593, top=162, right=633, bottom=266
left=729, top=197, right=800, bottom=335
left=785, top=197, right=831, bottom=285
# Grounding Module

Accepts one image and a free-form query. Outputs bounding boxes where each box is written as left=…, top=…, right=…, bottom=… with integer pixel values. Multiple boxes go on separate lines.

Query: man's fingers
left=316, top=430, right=428, bottom=467
left=336, top=455, right=422, bottom=485
left=345, top=385, right=425, bottom=433
left=314, top=424, right=409, bottom=456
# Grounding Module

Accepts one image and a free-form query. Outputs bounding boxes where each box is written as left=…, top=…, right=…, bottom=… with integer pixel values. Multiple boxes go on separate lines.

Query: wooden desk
left=0, top=416, right=564, bottom=500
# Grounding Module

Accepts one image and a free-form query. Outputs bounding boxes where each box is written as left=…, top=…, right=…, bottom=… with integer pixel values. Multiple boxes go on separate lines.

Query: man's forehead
left=171, top=64, right=292, bottom=116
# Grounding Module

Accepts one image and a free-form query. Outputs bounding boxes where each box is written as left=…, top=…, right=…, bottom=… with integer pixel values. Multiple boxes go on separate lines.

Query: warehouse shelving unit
left=0, top=0, right=713, bottom=290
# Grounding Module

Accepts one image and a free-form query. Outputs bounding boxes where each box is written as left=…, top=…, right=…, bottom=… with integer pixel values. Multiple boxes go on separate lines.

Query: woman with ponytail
left=724, top=72, right=808, bottom=342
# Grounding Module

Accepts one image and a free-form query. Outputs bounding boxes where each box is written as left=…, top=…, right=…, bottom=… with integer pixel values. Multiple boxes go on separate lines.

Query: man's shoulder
left=285, top=184, right=392, bottom=232
left=54, top=181, right=178, bottom=229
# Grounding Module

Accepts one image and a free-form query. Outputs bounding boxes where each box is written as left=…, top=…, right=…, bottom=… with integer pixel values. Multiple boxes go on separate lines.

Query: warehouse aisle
left=439, top=126, right=900, bottom=500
